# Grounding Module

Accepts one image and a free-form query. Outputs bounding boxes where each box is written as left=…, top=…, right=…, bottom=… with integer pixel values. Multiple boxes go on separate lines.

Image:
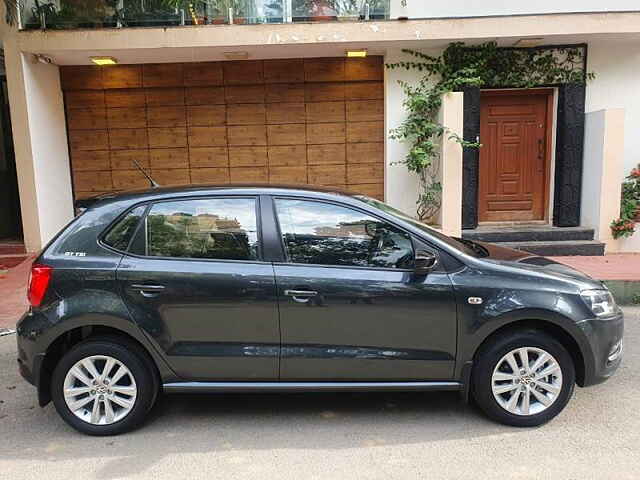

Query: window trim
left=98, top=202, right=150, bottom=255
left=117, top=194, right=267, bottom=265
left=272, top=195, right=421, bottom=272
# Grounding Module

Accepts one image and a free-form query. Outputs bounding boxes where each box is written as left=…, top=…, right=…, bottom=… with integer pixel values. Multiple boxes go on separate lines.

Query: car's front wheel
left=51, top=336, right=157, bottom=435
left=472, top=330, right=575, bottom=427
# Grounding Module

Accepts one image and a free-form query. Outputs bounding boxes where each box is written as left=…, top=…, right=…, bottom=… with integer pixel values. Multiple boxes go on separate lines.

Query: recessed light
left=513, top=38, right=544, bottom=48
left=346, top=50, right=368, bottom=58
left=224, top=51, right=249, bottom=60
left=90, top=56, right=117, bottom=66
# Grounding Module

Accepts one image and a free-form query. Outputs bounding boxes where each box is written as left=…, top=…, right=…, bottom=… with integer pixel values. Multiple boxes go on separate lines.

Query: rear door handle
left=130, top=284, right=165, bottom=297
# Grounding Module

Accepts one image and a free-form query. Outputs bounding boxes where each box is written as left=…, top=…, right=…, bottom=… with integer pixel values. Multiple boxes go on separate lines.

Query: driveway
left=1, top=308, right=638, bottom=480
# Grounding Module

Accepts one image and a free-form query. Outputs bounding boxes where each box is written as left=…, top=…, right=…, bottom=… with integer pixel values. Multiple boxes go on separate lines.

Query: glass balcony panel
left=291, top=0, right=389, bottom=22
left=17, top=0, right=389, bottom=29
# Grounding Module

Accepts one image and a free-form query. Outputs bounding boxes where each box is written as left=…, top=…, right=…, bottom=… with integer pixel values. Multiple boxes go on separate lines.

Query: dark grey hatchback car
left=17, top=185, right=623, bottom=435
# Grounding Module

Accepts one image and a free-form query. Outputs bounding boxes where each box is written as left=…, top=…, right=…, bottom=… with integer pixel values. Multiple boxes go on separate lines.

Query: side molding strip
left=163, top=381, right=462, bottom=393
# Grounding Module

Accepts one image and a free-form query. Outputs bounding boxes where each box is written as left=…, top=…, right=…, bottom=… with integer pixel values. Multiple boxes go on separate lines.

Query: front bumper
left=578, top=309, right=624, bottom=387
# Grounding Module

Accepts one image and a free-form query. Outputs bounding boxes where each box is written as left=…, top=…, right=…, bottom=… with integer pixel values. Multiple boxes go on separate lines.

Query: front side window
left=145, top=198, right=259, bottom=261
left=275, top=199, right=414, bottom=269
left=103, top=205, right=146, bottom=252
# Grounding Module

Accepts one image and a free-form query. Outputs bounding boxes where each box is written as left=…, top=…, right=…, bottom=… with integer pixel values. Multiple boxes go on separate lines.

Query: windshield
left=355, top=195, right=481, bottom=257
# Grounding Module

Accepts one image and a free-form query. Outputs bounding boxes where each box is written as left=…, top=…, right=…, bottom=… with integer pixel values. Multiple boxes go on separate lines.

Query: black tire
left=472, top=329, right=575, bottom=427
left=51, top=336, right=158, bottom=436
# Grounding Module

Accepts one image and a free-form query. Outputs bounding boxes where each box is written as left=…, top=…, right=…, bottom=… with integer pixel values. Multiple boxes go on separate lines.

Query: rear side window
left=103, top=205, right=146, bottom=252
left=145, top=198, right=259, bottom=261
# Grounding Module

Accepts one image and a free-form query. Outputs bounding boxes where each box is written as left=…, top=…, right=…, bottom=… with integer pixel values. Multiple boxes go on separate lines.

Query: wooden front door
left=478, top=90, right=552, bottom=222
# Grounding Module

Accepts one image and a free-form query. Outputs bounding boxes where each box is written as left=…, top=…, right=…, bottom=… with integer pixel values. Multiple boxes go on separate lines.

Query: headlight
left=581, top=289, right=617, bottom=317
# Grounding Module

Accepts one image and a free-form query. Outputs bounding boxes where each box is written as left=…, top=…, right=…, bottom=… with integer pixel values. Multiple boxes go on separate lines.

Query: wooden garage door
left=60, top=57, right=385, bottom=201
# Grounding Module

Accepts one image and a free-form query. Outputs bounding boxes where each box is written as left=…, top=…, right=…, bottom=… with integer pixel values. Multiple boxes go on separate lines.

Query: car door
left=116, top=196, right=280, bottom=381
left=271, top=197, right=457, bottom=381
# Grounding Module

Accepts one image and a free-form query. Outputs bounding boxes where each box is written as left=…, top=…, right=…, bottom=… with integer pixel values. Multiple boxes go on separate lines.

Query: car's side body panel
left=448, top=261, right=610, bottom=385
left=273, top=264, right=457, bottom=381
left=116, top=256, right=280, bottom=381
left=15, top=184, right=623, bottom=410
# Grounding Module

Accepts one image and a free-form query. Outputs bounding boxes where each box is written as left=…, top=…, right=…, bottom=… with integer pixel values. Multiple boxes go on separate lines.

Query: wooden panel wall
left=61, top=57, right=385, bottom=201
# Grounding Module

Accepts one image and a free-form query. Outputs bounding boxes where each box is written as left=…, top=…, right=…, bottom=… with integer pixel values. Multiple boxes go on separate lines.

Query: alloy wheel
left=63, top=355, right=138, bottom=425
left=491, top=347, right=563, bottom=416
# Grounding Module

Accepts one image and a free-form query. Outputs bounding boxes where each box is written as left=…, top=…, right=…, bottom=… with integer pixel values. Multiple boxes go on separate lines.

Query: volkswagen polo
left=16, top=185, right=623, bottom=435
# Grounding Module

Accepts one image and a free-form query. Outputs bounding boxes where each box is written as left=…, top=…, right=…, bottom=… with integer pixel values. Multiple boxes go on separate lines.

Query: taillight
left=28, top=264, right=52, bottom=307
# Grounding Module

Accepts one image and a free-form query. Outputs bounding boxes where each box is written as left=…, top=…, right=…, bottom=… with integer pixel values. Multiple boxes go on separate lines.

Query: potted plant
left=161, top=0, right=217, bottom=25
left=336, top=0, right=360, bottom=21
left=362, top=0, right=389, bottom=20
left=610, top=163, right=640, bottom=239
left=30, top=0, right=57, bottom=29
left=120, top=0, right=181, bottom=27
left=627, top=164, right=640, bottom=221
left=210, top=0, right=247, bottom=24
left=610, top=218, right=636, bottom=239
left=292, top=0, right=337, bottom=21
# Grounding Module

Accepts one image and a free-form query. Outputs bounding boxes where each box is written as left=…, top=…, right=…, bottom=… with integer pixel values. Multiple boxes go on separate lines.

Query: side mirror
left=364, top=221, right=379, bottom=237
left=414, top=250, right=437, bottom=275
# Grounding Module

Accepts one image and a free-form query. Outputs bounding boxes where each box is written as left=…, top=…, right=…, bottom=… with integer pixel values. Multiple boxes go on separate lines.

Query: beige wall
left=390, top=0, right=640, bottom=19
left=586, top=39, right=640, bottom=174
left=581, top=109, right=624, bottom=251
left=437, top=92, right=463, bottom=237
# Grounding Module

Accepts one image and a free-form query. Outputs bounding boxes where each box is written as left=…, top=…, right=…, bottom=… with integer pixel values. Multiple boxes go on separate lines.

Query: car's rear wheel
left=472, top=330, right=575, bottom=427
left=51, top=337, right=156, bottom=435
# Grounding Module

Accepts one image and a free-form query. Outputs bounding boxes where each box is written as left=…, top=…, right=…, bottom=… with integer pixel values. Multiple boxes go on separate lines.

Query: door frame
left=478, top=88, right=556, bottom=224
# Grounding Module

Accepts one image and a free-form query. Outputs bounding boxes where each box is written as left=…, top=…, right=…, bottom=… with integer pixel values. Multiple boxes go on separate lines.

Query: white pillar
left=384, top=48, right=421, bottom=216
left=581, top=108, right=624, bottom=252
left=437, top=91, right=463, bottom=237
left=4, top=39, right=74, bottom=252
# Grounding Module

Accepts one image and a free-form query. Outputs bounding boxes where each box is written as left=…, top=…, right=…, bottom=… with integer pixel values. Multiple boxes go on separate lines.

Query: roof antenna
left=132, top=159, right=160, bottom=188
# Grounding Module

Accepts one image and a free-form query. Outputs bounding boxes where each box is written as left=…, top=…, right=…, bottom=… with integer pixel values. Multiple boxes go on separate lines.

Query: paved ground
left=550, top=254, right=640, bottom=281
left=0, top=308, right=638, bottom=480
left=0, top=257, right=31, bottom=330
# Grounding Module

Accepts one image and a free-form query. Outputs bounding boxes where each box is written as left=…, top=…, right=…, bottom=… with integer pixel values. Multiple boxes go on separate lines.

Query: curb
left=603, top=280, right=640, bottom=306
left=0, top=328, right=16, bottom=337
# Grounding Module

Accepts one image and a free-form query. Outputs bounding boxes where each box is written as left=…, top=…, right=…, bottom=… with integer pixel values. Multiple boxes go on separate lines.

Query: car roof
left=76, top=183, right=359, bottom=209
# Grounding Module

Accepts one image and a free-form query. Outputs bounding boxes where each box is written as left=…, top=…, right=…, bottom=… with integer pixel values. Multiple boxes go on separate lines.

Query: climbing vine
left=386, top=41, right=592, bottom=222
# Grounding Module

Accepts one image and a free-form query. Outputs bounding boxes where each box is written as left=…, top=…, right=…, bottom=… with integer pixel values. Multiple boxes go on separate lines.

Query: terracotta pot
left=233, top=17, right=246, bottom=24
left=212, top=17, right=226, bottom=24
left=634, top=205, right=640, bottom=222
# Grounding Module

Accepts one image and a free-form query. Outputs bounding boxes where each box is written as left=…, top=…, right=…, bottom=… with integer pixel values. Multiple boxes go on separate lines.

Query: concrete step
left=462, top=226, right=595, bottom=243
left=0, top=242, right=26, bottom=255
left=0, top=254, right=30, bottom=269
left=497, top=240, right=605, bottom=257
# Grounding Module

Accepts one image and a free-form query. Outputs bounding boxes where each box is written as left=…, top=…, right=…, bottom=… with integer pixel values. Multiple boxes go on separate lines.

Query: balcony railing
left=19, top=0, right=390, bottom=30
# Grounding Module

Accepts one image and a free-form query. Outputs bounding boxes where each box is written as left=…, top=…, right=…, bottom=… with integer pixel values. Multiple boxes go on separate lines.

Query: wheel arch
left=470, top=318, right=589, bottom=387
left=38, top=323, right=167, bottom=407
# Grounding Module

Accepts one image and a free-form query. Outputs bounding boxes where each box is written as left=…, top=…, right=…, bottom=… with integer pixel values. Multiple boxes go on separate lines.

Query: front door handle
left=130, top=284, right=165, bottom=298
left=284, top=289, right=318, bottom=304
left=284, top=290, right=318, bottom=297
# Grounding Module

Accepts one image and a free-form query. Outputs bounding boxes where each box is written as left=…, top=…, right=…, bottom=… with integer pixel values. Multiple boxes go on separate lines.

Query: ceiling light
left=346, top=50, right=368, bottom=58
left=513, top=38, right=544, bottom=48
left=90, top=56, right=117, bottom=66
left=224, top=51, right=249, bottom=60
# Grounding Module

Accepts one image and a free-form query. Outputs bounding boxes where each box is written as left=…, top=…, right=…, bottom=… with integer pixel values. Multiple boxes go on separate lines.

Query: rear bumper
left=579, top=309, right=624, bottom=387
left=16, top=310, right=48, bottom=402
